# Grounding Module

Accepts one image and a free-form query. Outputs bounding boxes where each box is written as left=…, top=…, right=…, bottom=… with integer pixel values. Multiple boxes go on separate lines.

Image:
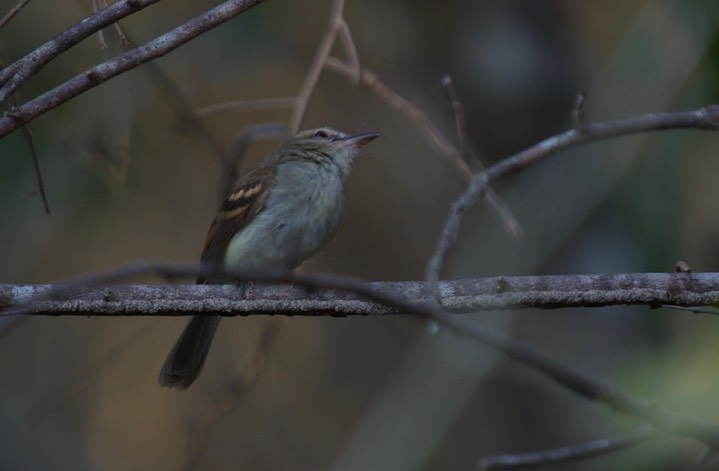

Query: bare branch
left=324, top=58, right=522, bottom=241
left=335, top=18, right=360, bottom=86
left=7, top=86, right=50, bottom=213
left=572, top=92, right=587, bottom=133
left=326, top=57, right=469, bottom=175
left=0, top=0, right=161, bottom=103
left=478, top=424, right=656, bottom=469
left=18, top=114, right=49, bottom=214
left=91, top=0, right=109, bottom=49
left=425, top=104, right=719, bottom=299
left=90, top=0, right=130, bottom=48
left=3, top=270, right=719, bottom=316
left=195, top=97, right=297, bottom=118
left=2, top=261, right=719, bottom=448
left=287, top=0, right=353, bottom=133
left=439, top=73, right=523, bottom=241
left=440, top=74, right=471, bottom=161
left=442, top=314, right=719, bottom=451
left=0, top=0, right=32, bottom=30
left=0, top=0, right=268, bottom=138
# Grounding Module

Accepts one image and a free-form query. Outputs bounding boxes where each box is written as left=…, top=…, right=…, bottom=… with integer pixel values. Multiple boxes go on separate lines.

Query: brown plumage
left=159, top=127, right=379, bottom=389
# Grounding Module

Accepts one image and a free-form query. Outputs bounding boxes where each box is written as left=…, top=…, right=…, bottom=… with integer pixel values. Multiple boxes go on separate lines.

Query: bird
left=159, top=127, right=380, bottom=389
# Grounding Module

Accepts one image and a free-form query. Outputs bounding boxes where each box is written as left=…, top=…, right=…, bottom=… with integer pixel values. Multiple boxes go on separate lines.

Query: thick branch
left=3, top=272, right=719, bottom=316
left=4, top=262, right=719, bottom=448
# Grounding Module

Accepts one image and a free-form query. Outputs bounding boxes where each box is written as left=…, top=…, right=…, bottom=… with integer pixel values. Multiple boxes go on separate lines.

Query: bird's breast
left=224, top=162, right=345, bottom=270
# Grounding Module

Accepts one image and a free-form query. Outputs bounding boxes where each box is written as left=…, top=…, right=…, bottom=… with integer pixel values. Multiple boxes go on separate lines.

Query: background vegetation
left=2, top=1, right=719, bottom=469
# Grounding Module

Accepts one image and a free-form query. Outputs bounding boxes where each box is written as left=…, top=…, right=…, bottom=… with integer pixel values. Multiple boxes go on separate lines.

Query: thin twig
left=4, top=59, right=50, bottom=214
left=478, top=424, right=656, bottom=469
left=573, top=92, right=587, bottom=133
left=326, top=57, right=469, bottom=174
left=335, top=18, right=360, bottom=86
left=18, top=107, right=49, bottom=214
left=90, top=0, right=130, bottom=48
left=113, top=23, right=130, bottom=47
left=441, top=74, right=470, bottom=160
left=0, top=0, right=269, bottom=138
left=287, top=0, right=351, bottom=133
left=325, top=58, right=524, bottom=242
left=440, top=73, right=523, bottom=239
left=661, top=305, right=719, bottom=315
left=0, top=0, right=161, bottom=103
left=0, top=0, right=32, bottom=29
left=107, top=0, right=131, bottom=48
left=91, top=0, right=108, bottom=49
left=195, top=97, right=297, bottom=117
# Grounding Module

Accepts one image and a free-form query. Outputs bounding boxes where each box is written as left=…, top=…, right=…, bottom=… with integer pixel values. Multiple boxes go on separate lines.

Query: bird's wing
left=198, top=165, right=277, bottom=280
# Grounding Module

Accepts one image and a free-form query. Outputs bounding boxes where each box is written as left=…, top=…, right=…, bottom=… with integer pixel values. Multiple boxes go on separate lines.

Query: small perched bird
left=159, top=127, right=380, bottom=389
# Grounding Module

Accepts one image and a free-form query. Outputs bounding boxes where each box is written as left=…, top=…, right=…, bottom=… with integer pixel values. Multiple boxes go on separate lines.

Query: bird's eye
left=313, top=130, right=330, bottom=139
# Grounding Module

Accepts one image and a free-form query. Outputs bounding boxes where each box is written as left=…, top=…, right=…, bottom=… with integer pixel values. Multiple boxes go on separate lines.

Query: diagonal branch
left=287, top=0, right=353, bottom=133
left=439, top=73, right=523, bottom=240
left=0, top=0, right=268, bottom=139
left=478, top=424, right=656, bottom=469
left=324, top=57, right=522, bottom=241
left=0, top=0, right=33, bottom=29
left=0, top=0, right=161, bottom=103
left=424, top=104, right=719, bottom=299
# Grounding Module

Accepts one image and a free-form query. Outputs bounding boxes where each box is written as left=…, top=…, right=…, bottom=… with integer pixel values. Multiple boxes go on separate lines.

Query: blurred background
left=2, top=0, right=719, bottom=469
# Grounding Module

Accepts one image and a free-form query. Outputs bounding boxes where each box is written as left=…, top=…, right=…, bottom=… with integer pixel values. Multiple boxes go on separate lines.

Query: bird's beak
left=338, top=131, right=380, bottom=148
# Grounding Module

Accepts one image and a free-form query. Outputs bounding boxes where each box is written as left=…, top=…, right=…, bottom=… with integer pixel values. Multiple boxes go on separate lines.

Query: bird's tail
left=159, top=315, right=221, bottom=390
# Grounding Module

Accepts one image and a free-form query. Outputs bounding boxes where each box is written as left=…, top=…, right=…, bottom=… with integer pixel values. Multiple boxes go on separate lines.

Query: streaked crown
left=272, top=127, right=379, bottom=177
